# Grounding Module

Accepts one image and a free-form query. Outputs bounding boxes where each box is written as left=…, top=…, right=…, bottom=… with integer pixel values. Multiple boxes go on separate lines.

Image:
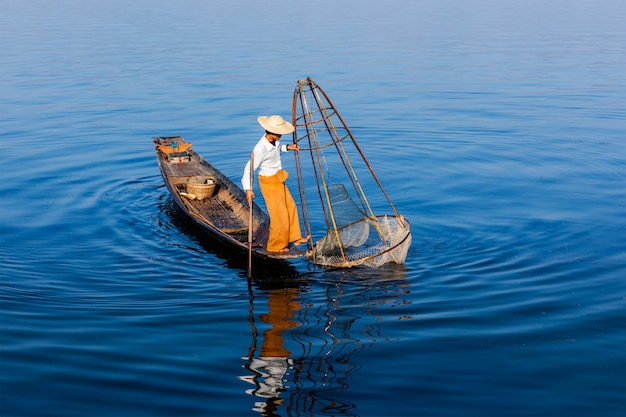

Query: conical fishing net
left=291, top=78, right=411, bottom=268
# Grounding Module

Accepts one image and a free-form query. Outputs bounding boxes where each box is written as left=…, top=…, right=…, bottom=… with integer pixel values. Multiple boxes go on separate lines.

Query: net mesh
left=312, top=184, right=411, bottom=267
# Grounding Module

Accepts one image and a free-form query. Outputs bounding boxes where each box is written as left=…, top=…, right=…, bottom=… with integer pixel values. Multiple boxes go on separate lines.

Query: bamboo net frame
left=291, top=77, right=411, bottom=268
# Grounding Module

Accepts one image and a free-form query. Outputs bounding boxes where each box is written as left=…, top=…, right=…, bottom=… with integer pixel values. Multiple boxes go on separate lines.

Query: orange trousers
left=258, top=169, right=303, bottom=252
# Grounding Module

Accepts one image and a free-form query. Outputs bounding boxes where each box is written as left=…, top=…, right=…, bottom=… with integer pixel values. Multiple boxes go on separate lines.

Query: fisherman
left=242, top=115, right=310, bottom=254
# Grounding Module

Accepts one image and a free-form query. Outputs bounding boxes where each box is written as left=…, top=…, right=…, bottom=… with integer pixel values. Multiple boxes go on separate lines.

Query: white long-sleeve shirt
left=241, top=135, right=289, bottom=190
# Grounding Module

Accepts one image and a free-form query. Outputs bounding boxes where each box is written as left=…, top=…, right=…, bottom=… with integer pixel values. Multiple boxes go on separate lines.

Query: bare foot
left=293, top=235, right=311, bottom=246
left=268, top=247, right=290, bottom=254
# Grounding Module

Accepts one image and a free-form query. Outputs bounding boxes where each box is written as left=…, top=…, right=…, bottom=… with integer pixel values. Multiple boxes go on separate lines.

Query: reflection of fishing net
left=291, top=78, right=411, bottom=268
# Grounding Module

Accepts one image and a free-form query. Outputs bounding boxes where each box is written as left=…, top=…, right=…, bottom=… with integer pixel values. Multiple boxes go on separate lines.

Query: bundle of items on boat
left=153, top=77, right=411, bottom=268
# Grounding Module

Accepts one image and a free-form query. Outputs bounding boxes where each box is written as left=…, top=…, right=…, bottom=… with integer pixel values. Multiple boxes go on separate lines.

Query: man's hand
left=246, top=189, right=254, bottom=204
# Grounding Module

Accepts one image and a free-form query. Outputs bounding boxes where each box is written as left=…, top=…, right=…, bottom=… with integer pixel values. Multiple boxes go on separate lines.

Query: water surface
left=1, top=1, right=625, bottom=416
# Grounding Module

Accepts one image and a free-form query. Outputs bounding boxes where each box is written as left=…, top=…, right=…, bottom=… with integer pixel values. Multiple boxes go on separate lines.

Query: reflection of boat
left=153, top=136, right=306, bottom=263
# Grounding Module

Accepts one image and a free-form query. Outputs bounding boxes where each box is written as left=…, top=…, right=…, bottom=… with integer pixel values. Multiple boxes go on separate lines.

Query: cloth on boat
left=258, top=169, right=303, bottom=252
left=157, top=143, right=192, bottom=155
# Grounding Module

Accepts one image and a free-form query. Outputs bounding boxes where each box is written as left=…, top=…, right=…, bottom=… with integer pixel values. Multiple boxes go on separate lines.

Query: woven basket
left=186, top=175, right=216, bottom=200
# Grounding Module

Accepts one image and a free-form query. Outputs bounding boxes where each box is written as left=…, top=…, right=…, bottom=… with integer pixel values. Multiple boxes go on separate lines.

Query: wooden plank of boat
left=152, top=136, right=306, bottom=261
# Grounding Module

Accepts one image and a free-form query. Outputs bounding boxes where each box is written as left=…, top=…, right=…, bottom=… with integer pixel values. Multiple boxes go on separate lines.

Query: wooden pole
left=247, top=152, right=254, bottom=279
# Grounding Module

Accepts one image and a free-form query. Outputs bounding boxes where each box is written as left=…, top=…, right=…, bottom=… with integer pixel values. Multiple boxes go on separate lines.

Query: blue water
left=1, top=1, right=625, bottom=416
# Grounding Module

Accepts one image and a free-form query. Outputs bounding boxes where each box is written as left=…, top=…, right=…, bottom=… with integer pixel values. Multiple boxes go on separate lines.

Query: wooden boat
left=153, top=136, right=306, bottom=261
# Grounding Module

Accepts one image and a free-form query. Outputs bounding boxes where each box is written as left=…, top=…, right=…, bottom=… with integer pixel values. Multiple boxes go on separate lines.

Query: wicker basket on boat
left=186, top=175, right=216, bottom=200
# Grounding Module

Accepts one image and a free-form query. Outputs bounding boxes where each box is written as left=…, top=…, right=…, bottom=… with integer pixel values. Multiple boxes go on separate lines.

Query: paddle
left=247, top=152, right=254, bottom=279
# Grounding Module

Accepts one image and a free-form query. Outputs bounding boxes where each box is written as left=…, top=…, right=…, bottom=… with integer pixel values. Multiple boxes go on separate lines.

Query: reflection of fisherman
left=239, top=288, right=300, bottom=413
left=243, top=357, right=293, bottom=400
